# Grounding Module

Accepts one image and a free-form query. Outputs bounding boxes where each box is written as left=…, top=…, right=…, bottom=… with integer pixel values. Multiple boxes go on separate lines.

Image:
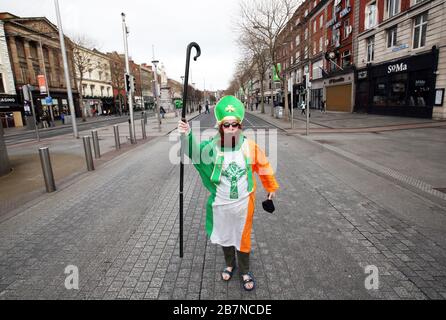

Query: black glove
left=262, top=199, right=275, bottom=214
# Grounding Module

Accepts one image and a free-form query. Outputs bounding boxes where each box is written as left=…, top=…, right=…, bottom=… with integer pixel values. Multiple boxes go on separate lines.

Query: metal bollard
left=141, top=119, right=147, bottom=140
left=113, top=125, right=120, bottom=150
left=128, top=121, right=136, bottom=144
left=143, top=111, right=147, bottom=124
left=39, top=147, right=56, bottom=192
left=91, top=130, right=101, bottom=159
left=83, top=136, right=95, bottom=171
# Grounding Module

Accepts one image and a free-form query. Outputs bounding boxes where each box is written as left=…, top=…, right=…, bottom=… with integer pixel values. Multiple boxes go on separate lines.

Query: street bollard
left=91, top=130, right=101, bottom=159
left=82, top=136, right=95, bottom=171
left=113, top=125, right=120, bottom=150
left=128, top=120, right=136, bottom=144
left=143, top=111, right=147, bottom=124
left=39, top=147, right=56, bottom=193
left=141, top=119, right=147, bottom=140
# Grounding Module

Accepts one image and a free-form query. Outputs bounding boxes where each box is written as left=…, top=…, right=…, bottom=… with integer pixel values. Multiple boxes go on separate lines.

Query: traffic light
left=124, top=73, right=134, bottom=93
left=125, top=73, right=130, bottom=92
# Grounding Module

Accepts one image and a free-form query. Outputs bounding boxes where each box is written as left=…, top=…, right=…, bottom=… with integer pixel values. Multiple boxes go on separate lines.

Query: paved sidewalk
left=250, top=104, right=446, bottom=133
left=0, top=110, right=199, bottom=217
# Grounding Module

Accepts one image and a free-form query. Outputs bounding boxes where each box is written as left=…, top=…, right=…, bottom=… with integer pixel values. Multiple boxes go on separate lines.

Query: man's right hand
left=178, top=120, right=190, bottom=135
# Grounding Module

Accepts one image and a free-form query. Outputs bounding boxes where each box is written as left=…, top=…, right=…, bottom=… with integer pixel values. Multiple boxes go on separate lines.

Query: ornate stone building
left=0, top=12, right=80, bottom=126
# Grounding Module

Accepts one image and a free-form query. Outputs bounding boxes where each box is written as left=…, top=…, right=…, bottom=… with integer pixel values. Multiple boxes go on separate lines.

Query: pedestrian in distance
left=160, top=106, right=166, bottom=119
left=178, top=95, right=279, bottom=291
left=205, top=101, right=210, bottom=114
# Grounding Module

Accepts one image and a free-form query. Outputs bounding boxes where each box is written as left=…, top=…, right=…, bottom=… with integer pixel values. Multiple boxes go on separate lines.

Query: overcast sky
left=2, top=0, right=242, bottom=91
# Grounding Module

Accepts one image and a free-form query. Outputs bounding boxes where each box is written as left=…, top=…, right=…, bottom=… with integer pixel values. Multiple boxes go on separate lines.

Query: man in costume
left=178, top=95, right=279, bottom=291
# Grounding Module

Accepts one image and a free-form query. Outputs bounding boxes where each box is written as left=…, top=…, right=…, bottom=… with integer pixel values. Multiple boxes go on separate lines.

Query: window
left=98, top=71, right=102, bottom=80
left=88, top=69, right=92, bottom=79
left=342, top=50, right=351, bottom=68
left=366, top=36, right=375, bottom=62
left=345, top=0, right=351, bottom=7
left=387, top=26, right=398, bottom=48
left=319, top=37, right=323, bottom=52
left=100, top=86, right=104, bottom=96
left=413, top=12, right=427, bottom=49
left=305, top=28, right=308, bottom=40
left=313, top=20, right=317, bottom=33
left=90, top=85, right=95, bottom=96
left=295, top=51, right=300, bottom=63
left=386, top=0, right=399, bottom=18
left=313, top=42, right=317, bottom=55
left=295, top=35, right=300, bottom=46
left=304, top=46, right=308, bottom=59
left=16, top=38, right=26, bottom=58
left=365, top=2, right=377, bottom=29
left=344, top=20, right=351, bottom=38
left=312, top=60, right=323, bottom=79
left=320, top=15, right=323, bottom=28
left=314, top=1, right=317, bottom=9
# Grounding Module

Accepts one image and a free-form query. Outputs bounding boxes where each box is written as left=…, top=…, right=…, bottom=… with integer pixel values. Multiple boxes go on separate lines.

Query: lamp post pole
left=152, top=59, right=161, bottom=131
left=121, top=13, right=136, bottom=143
left=54, top=0, right=78, bottom=138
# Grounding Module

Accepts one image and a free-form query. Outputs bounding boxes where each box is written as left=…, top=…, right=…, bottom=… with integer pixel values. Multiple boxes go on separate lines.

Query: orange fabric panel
left=240, top=192, right=256, bottom=253
left=249, top=140, right=279, bottom=193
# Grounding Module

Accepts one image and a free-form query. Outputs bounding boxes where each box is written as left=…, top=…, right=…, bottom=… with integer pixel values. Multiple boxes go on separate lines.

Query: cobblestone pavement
left=0, top=111, right=445, bottom=300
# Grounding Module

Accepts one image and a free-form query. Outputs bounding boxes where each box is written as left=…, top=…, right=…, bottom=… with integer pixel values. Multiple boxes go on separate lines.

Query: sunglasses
left=222, top=122, right=240, bottom=128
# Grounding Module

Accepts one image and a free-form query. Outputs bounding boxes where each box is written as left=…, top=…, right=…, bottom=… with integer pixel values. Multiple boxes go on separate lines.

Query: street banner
left=273, top=63, right=281, bottom=82
left=37, top=75, right=47, bottom=94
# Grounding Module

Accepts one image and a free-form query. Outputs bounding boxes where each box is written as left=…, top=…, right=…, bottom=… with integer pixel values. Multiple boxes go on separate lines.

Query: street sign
left=45, top=96, right=53, bottom=105
left=38, top=75, right=47, bottom=94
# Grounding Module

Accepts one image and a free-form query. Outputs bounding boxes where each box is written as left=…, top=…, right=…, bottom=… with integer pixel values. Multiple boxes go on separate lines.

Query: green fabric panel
left=205, top=192, right=216, bottom=237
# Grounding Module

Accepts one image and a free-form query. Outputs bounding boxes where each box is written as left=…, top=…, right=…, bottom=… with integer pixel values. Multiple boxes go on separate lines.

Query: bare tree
left=237, top=26, right=270, bottom=114
left=238, top=0, right=300, bottom=117
left=71, top=35, right=102, bottom=121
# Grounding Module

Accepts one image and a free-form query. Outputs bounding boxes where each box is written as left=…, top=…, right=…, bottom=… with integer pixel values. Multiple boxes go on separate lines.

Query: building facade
left=74, top=47, right=113, bottom=116
left=0, top=20, right=19, bottom=128
left=1, top=12, right=80, bottom=127
left=323, top=0, right=357, bottom=112
left=355, top=0, right=446, bottom=119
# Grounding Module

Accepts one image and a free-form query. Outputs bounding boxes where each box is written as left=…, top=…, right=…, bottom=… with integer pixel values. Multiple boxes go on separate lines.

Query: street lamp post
left=152, top=59, right=161, bottom=131
left=121, top=13, right=136, bottom=144
left=54, top=0, right=78, bottom=138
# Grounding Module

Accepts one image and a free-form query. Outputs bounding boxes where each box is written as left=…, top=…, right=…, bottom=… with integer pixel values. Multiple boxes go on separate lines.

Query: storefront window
left=408, top=70, right=431, bottom=107
left=373, top=77, right=387, bottom=106
left=388, top=73, right=407, bottom=106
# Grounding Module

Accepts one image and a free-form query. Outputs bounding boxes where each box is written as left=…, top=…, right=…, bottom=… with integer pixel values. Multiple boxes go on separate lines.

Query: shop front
left=0, top=94, right=22, bottom=128
left=323, top=72, right=355, bottom=112
left=355, top=49, right=439, bottom=118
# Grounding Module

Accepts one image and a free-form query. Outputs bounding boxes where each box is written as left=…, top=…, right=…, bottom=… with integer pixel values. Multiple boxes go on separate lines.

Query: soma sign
left=387, top=63, right=408, bottom=74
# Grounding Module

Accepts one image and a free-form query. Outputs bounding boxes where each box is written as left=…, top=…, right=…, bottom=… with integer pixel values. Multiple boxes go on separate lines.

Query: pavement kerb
left=0, top=111, right=201, bottom=224
left=247, top=110, right=446, bottom=210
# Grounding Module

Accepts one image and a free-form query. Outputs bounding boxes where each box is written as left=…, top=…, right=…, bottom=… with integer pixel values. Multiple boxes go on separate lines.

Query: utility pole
left=54, top=0, right=78, bottom=138
left=290, top=72, right=294, bottom=129
left=152, top=59, right=161, bottom=131
left=121, top=12, right=136, bottom=144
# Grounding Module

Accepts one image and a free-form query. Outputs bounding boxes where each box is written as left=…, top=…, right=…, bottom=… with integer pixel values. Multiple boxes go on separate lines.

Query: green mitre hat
left=214, top=95, right=245, bottom=125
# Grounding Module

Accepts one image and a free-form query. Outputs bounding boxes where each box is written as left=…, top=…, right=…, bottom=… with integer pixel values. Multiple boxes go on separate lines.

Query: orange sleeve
left=252, top=142, right=279, bottom=193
